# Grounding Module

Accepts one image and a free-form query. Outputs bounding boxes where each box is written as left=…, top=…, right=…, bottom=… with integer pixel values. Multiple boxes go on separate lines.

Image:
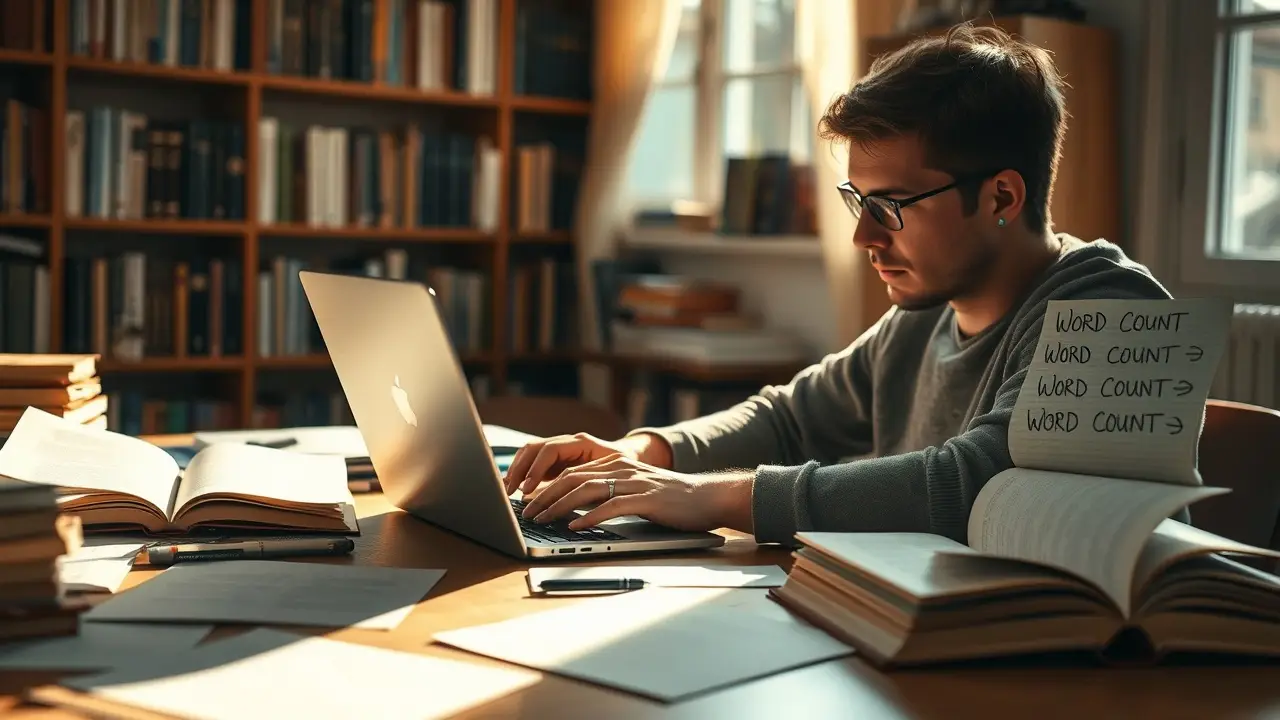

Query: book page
left=173, top=443, right=353, bottom=517
left=1131, top=518, right=1280, bottom=601
left=1009, top=298, right=1232, bottom=485
left=967, top=468, right=1226, bottom=617
left=0, top=407, right=179, bottom=517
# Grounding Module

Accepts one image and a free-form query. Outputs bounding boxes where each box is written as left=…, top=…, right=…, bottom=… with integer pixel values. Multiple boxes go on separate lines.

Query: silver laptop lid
left=298, top=270, right=527, bottom=558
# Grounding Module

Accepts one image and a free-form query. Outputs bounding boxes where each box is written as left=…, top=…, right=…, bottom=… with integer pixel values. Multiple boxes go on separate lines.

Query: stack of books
left=0, top=478, right=86, bottom=643
left=0, top=354, right=106, bottom=436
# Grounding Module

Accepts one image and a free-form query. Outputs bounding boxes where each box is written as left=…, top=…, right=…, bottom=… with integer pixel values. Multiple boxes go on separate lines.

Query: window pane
left=626, top=85, right=697, bottom=206
left=722, top=74, right=811, bottom=161
left=722, top=0, right=796, bottom=73
left=664, top=0, right=702, bottom=83
left=1235, top=0, right=1280, bottom=14
left=1219, top=24, right=1280, bottom=259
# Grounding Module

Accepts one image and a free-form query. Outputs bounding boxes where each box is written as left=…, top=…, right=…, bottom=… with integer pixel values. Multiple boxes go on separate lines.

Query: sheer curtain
left=573, top=0, right=683, bottom=405
left=796, top=0, right=863, bottom=347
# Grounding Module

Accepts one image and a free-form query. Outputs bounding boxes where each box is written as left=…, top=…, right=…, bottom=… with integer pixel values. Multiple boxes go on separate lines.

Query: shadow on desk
left=349, top=510, right=516, bottom=600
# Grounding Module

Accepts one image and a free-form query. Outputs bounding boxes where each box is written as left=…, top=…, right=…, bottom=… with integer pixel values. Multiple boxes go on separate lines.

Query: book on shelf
left=1, top=476, right=86, bottom=643
left=0, top=407, right=358, bottom=536
left=772, top=298, right=1280, bottom=667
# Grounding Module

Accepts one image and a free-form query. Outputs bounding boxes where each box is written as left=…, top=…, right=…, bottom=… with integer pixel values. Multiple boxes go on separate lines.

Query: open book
left=0, top=408, right=357, bottom=535
left=772, top=298, right=1280, bottom=666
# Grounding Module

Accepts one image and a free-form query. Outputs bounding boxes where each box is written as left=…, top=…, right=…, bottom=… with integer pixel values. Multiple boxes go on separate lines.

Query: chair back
left=475, top=395, right=629, bottom=441
left=1193, top=399, right=1280, bottom=572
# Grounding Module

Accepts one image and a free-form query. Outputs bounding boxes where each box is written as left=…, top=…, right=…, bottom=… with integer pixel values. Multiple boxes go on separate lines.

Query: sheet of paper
left=0, top=407, right=179, bottom=516
left=67, top=542, right=146, bottom=561
left=83, top=561, right=445, bottom=630
left=1131, top=518, right=1280, bottom=595
left=56, top=629, right=539, bottom=720
left=482, top=424, right=542, bottom=453
left=528, top=565, right=787, bottom=592
left=0, top=623, right=210, bottom=670
left=193, top=426, right=369, bottom=457
left=60, top=557, right=136, bottom=593
left=1009, top=298, right=1232, bottom=485
left=434, top=587, right=854, bottom=702
left=967, top=468, right=1226, bottom=617
left=174, top=443, right=352, bottom=513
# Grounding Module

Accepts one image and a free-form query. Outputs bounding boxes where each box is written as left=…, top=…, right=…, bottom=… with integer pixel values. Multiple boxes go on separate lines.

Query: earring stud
left=997, top=217, right=1006, bottom=227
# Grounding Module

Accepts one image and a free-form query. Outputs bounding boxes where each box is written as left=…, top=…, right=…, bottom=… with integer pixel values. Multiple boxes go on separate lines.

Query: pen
left=538, top=578, right=647, bottom=592
left=246, top=438, right=299, bottom=449
left=145, top=537, right=355, bottom=566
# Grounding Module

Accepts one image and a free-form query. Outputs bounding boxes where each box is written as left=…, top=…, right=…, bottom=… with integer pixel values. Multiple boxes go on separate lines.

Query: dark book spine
left=225, top=123, right=245, bottom=220
left=188, top=257, right=210, bottom=355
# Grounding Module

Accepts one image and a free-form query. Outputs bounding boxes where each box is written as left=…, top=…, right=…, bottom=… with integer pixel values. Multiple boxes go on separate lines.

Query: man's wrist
left=618, top=432, right=674, bottom=469
left=708, top=471, right=755, bottom=534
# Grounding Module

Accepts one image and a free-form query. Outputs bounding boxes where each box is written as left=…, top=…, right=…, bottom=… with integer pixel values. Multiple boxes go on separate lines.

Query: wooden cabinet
left=855, top=15, right=1119, bottom=334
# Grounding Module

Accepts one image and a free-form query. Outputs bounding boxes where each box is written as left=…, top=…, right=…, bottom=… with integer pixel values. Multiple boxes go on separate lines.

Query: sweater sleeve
left=630, top=312, right=890, bottom=475
left=749, top=284, right=1172, bottom=546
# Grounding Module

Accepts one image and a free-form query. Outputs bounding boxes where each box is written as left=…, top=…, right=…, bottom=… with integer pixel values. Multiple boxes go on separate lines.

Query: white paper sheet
left=527, top=565, right=787, bottom=592
left=0, top=623, right=210, bottom=670
left=83, top=561, right=445, bottom=630
left=434, top=587, right=854, bottom=702
left=58, top=542, right=145, bottom=593
left=58, top=629, right=539, bottom=720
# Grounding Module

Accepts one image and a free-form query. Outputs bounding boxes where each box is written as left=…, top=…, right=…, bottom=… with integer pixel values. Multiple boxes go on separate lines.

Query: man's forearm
left=618, top=431, right=674, bottom=469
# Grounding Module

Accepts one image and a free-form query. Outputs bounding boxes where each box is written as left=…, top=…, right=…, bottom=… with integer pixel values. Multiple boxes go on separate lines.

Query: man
left=503, top=24, right=1172, bottom=545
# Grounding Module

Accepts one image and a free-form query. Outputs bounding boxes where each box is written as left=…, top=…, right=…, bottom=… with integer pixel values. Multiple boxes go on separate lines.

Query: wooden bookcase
left=0, top=0, right=593, bottom=432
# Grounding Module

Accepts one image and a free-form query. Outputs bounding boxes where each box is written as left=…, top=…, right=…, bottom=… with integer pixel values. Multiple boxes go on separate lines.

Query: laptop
left=299, top=270, right=725, bottom=559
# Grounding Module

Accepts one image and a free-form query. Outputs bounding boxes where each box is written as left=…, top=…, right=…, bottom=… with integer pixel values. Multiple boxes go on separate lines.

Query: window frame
left=1150, top=0, right=1280, bottom=301
left=628, top=0, right=805, bottom=216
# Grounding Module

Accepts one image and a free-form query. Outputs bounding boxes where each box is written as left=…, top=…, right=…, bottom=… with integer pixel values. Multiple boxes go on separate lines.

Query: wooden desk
left=4, top=454, right=1280, bottom=718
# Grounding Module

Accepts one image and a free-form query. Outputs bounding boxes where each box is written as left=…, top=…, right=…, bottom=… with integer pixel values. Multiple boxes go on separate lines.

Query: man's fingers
left=569, top=495, right=648, bottom=530
left=532, top=475, right=646, bottom=523
left=519, top=469, right=607, bottom=519
left=516, top=438, right=589, bottom=495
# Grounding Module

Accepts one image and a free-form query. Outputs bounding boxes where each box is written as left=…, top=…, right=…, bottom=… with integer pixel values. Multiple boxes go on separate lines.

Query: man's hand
left=516, top=454, right=754, bottom=533
left=503, top=431, right=672, bottom=496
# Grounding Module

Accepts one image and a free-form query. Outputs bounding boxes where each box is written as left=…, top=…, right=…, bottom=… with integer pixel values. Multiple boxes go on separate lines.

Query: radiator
left=1211, top=304, right=1280, bottom=410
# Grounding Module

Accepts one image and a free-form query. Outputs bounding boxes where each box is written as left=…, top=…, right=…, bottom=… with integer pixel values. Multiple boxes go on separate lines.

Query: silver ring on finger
left=607, top=478, right=616, bottom=500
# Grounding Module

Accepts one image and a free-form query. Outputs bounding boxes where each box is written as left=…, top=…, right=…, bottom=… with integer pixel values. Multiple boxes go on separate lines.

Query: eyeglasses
left=837, top=172, right=995, bottom=231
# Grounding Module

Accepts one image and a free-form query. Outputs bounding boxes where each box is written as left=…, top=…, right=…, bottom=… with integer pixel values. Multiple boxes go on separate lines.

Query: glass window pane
left=1219, top=24, right=1280, bottom=259
left=1234, top=0, right=1280, bottom=14
left=664, top=0, right=703, bottom=83
left=722, top=74, right=811, bottom=161
left=723, top=0, right=796, bottom=73
left=626, top=85, right=697, bottom=206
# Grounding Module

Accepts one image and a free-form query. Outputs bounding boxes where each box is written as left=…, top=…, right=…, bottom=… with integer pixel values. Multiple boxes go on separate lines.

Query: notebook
left=772, top=297, right=1280, bottom=667
left=0, top=408, right=357, bottom=535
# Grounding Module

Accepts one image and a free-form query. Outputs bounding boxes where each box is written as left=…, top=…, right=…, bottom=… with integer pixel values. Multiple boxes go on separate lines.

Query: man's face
left=846, top=134, right=998, bottom=311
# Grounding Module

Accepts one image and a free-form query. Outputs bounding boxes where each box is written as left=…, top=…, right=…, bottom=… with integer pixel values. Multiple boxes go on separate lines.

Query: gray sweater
left=638, top=237, right=1173, bottom=544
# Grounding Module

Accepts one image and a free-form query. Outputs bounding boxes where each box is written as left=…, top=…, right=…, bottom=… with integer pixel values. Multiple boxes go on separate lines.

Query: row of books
left=256, top=250, right=489, bottom=357
left=513, top=0, right=590, bottom=100
left=266, top=0, right=497, bottom=96
left=66, top=108, right=245, bottom=221
left=721, top=156, right=818, bottom=236
left=256, top=118, right=499, bottom=230
left=0, top=235, right=50, bottom=354
left=69, top=0, right=252, bottom=71
left=63, top=252, right=245, bottom=361
left=508, top=257, right=575, bottom=354
left=1, top=99, right=49, bottom=216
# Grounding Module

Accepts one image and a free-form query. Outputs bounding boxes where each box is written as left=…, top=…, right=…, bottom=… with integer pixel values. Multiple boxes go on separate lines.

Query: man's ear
left=988, top=169, right=1027, bottom=224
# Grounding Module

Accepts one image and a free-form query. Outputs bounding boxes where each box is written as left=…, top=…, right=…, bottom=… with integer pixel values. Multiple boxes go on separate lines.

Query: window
left=1160, top=0, right=1280, bottom=294
left=623, top=0, right=809, bottom=217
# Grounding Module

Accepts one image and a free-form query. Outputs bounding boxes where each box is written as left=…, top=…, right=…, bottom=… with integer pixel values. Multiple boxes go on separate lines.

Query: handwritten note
left=1009, top=298, right=1233, bottom=485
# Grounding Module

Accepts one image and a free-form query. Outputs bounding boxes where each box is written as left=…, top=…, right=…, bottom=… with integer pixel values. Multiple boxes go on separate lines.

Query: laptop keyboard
left=510, top=499, right=624, bottom=544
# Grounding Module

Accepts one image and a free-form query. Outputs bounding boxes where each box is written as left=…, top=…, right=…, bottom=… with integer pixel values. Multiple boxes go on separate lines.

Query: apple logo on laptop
left=391, top=375, right=417, bottom=427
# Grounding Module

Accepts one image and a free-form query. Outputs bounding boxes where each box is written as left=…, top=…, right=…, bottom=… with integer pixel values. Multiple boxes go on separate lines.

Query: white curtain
left=573, top=0, right=684, bottom=405
left=797, top=0, right=864, bottom=347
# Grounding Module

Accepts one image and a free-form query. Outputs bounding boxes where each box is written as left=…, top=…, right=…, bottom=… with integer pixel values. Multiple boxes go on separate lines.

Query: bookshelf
left=0, top=0, right=593, bottom=434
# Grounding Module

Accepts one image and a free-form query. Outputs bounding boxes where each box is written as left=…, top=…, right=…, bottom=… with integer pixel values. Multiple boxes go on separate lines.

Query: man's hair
left=819, top=23, right=1067, bottom=231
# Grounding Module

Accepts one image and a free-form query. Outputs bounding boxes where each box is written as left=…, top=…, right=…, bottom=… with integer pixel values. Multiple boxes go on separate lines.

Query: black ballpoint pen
left=539, top=578, right=647, bottom=592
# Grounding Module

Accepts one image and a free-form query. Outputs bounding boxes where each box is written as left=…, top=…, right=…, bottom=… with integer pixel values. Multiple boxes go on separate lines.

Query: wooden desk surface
left=3, top=442, right=1280, bottom=718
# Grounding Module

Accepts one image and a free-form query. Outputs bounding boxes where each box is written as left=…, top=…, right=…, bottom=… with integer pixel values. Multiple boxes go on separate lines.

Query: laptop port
left=558, top=548, right=576, bottom=554
left=580, top=547, right=592, bottom=552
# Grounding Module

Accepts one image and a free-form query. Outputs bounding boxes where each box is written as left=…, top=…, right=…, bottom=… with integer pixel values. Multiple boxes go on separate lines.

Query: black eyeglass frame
left=837, top=171, right=1000, bottom=231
